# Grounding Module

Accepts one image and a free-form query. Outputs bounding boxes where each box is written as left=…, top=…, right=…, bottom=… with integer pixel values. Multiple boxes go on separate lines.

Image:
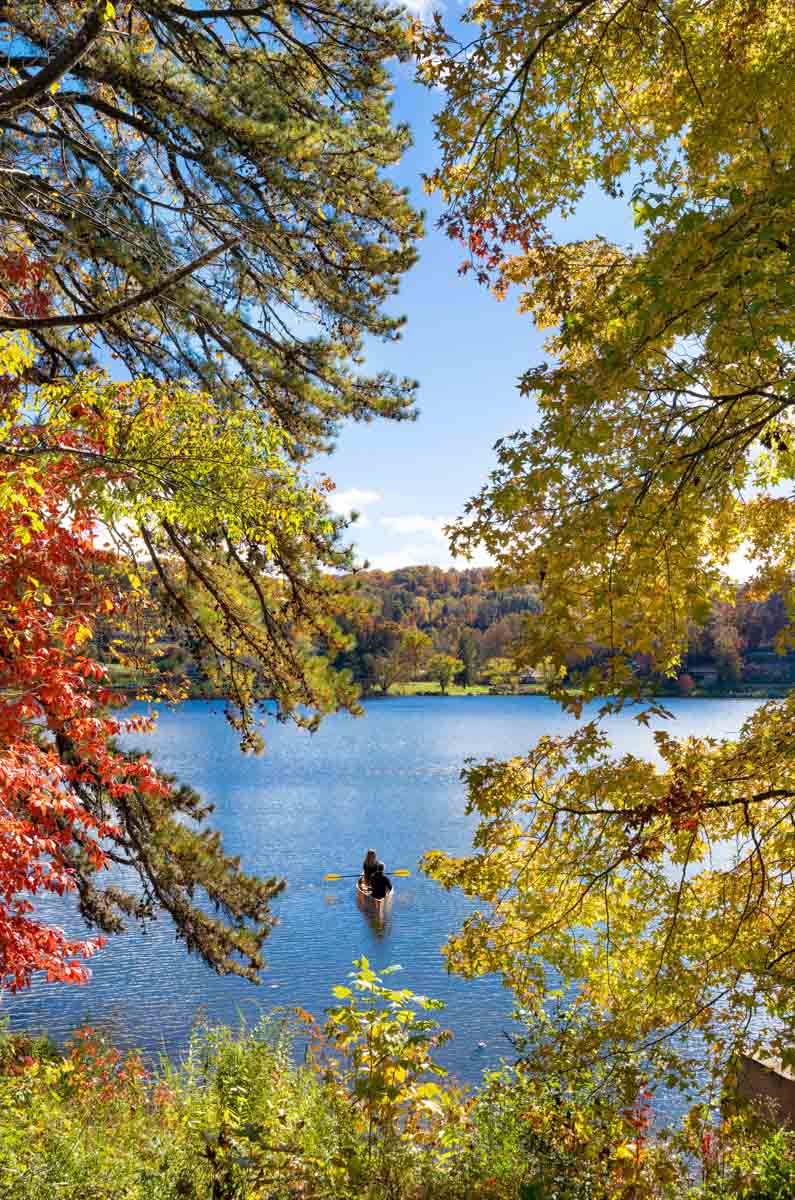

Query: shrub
left=0, top=975, right=792, bottom=1200
left=695, top=1125, right=795, bottom=1200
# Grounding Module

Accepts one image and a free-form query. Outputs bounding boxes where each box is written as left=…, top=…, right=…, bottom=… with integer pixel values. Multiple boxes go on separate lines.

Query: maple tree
left=358, top=623, right=433, bottom=693
left=427, top=653, right=463, bottom=694
left=0, top=0, right=421, bottom=451
left=416, top=0, right=795, bottom=1089
left=0, top=256, right=360, bottom=992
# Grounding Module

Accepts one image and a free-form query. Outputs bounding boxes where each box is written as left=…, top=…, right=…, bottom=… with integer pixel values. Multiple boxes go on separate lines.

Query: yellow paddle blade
left=323, top=869, right=412, bottom=881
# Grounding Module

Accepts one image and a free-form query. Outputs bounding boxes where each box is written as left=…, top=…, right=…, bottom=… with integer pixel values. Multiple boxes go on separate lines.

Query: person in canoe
left=361, top=848, right=378, bottom=889
left=369, top=861, right=392, bottom=901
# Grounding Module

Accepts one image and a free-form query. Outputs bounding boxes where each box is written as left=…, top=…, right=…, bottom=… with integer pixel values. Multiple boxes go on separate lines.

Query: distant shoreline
left=367, top=683, right=792, bottom=702
left=103, top=670, right=794, bottom=705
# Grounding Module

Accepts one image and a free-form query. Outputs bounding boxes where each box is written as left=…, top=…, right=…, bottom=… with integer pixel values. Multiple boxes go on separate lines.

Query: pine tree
left=0, top=0, right=422, bottom=450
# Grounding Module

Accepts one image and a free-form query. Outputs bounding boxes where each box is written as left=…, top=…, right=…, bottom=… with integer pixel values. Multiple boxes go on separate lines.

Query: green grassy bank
left=102, top=663, right=793, bottom=703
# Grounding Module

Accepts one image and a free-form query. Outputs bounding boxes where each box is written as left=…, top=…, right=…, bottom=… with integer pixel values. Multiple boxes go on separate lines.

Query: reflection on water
left=355, top=886, right=393, bottom=938
left=3, top=695, right=760, bottom=1098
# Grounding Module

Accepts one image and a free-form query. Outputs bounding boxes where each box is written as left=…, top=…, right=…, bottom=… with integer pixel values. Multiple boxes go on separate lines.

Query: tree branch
left=0, top=5, right=105, bottom=118
left=0, top=237, right=240, bottom=330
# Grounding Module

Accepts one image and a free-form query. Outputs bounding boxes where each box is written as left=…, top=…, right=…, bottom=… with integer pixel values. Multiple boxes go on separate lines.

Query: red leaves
left=0, top=336, right=175, bottom=993
left=0, top=906, right=104, bottom=990
left=0, top=480, right=134, bottom=989
left=58, top=1026, right=148, bottom=1105
left=656, top=777, right=706, bottom=833
left=0, top=252, right=51, bottom=322
left=0, top=253, right=48, bottom=290
left=621, top=1088, right=654, bottom=1166
left=443, top=210, right=546, bottom=292
left=624, top=768, right=706, bottom=840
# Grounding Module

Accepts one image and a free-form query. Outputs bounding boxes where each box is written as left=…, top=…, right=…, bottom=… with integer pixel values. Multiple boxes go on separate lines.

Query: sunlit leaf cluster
left=417, top=0, right=795, bottom=1086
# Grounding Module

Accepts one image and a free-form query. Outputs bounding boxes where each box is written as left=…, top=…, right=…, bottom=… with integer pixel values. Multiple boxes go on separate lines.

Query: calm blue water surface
left=4, top=695, right=760, bottom=1087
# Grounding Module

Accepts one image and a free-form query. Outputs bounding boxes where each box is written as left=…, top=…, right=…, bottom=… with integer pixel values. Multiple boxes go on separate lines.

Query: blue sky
left=327, top=44, right=637, bottom=572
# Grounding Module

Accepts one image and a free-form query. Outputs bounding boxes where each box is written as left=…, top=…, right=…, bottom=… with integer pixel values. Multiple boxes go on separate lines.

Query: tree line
left=331, top=566, right=540, bottom=692
left=327, top=566, right=795, bottom=694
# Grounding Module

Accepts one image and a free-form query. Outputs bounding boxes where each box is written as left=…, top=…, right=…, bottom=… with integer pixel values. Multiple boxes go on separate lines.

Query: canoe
left=356, top=876, right=392, bottom=913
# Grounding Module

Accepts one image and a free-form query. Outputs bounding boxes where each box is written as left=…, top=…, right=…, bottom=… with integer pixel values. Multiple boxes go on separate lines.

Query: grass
left=99, top=663, right=794, bottom=705
left=391, top=680, right=795, bottom=701
left=389, top=680, right=492, bottom=696
left=386, top=680, right=576, bottom=698
left=102, top=663, right=150, bottom=687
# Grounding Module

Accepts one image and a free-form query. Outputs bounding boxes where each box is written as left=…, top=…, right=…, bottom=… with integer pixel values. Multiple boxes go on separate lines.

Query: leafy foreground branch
left=0, top=960, right=793, bottom=1200
left=0, top=272, right=360, bottom=991
left=423, top=704, right=795, bottom=1093
left=413, top=0, right=795, bottom=1097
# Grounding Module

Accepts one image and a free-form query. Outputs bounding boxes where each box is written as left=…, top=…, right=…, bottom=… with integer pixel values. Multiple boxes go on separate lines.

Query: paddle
left=323, top=869, right=412, bottom=881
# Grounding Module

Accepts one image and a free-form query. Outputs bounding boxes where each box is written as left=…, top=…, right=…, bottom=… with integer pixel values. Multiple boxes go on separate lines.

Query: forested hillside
left=332, top=566, right=541, bottom=691
left=99, top=563, right=795, bottom=697
left=328, top=567, right=795, bottom=694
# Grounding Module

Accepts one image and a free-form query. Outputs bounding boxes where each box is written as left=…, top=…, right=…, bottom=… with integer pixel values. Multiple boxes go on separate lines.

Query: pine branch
left=0, top=237, right=240, bottom=330
left=0, top=4, right=106, bottom=118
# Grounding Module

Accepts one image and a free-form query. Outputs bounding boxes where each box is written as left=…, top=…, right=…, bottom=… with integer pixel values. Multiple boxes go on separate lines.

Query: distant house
left=742, top=649, right=795, bottom=684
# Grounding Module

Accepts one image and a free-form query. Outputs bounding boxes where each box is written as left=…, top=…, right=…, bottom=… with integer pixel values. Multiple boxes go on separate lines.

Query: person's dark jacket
left=369, top=870, right=392, bottom=900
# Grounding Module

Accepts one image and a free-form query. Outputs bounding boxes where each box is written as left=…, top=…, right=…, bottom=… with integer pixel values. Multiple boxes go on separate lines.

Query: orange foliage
left=0, top=257, right=170, bottom=992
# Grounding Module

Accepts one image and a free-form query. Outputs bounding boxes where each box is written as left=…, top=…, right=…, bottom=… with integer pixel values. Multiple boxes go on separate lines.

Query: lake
left=4, top=694, right=761, bottom=1090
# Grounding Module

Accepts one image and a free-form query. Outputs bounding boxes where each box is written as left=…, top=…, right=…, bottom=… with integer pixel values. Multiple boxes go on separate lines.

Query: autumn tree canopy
left=0, top=0, right=426, bottom=982
left=0, top=0, right=426, bottom=990
left=417, top=0, right=795, bottom=1090
left=1, top=0, right=421, bottom=450
left=0, top=235, right=367, bottom=989
left=0, top=406, right=286, bottom=992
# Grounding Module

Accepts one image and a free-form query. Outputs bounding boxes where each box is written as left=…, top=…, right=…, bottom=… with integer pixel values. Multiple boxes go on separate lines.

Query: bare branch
left=0, top=5, right=105, bottom=118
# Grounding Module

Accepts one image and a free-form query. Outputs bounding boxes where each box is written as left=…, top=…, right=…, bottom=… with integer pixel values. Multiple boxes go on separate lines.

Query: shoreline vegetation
left=100, top=565, right=795, bottom=707
left=2, top=960, right=794, bottom=1200
left=380, top=682, right=794, bottom=701
left=103, top=664, right=794, bottom=705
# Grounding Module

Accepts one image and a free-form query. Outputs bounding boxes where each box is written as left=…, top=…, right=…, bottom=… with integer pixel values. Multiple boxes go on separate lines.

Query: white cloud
left=361, top=540, right=493, bottom=573
left=329, top=487, right=381, bottom=515
left=368, top=512, right=493, bottom=569
left=380, top=514, right=449, bottom=538
left=362, top=544, right=440, bottom=572
left=329, top=488, right=381, bottom=528
left=400, top=0, right=438, bottom=18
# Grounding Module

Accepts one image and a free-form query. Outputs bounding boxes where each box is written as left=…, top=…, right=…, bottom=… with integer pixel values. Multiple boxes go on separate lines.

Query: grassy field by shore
left=101, top=664, right=793, bottom=704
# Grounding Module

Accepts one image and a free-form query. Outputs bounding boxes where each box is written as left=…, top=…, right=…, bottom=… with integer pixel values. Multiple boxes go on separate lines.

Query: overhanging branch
left=0, top=237, right=240, bottom=330
left=0, top=5, right=105, bottom=118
